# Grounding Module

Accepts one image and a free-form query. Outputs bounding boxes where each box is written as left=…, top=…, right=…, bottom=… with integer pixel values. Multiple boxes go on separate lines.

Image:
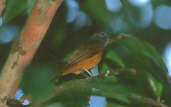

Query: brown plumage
left=57, top=32, right=110, bottom=77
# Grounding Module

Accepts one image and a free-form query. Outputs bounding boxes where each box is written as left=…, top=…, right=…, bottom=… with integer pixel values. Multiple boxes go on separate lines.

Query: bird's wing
left=67, top=42, right=103, bottom=66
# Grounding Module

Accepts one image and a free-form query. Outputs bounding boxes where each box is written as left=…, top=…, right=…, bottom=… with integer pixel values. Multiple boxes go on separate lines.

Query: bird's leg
left=84, top=69, right=93, bottom=77
left=81, top=73, right=90, bottom=78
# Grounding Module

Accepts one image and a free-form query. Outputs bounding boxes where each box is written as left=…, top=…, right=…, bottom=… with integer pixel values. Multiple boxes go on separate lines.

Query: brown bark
left=0, top=0, right=63, bottom=106
left=0, top=0, right=5, bottom=16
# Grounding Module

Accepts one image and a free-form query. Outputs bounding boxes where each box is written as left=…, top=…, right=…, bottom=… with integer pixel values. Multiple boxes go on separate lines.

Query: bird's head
left=92, top=32, right=110, bottom=47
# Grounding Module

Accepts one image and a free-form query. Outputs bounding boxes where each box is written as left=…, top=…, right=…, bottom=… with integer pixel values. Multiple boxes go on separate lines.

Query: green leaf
left=44, top=81, right=91, bottom=107
left=105, top=50, right=125, bottom=68
left=101, top=63, right=110, bottom=72
left=21, top=65, right=57, bottom=103
left=117, top=36, right=169, bottom=84
left=91, top=78, right=140, bottom=104
left=147, top=72, right=163, bottom=100
left=45, top=76, right=145, bottom=106
left=3, top=0, right=28, bottom=23
left=107, top=102, right=126, bottom=107
left=2, top=0, right=36, bottom=23
left=46, top=102, right=64, bottom=107
left=82, top=0, right=111, bottom=25
left=143, top=41, right=168, bottom=73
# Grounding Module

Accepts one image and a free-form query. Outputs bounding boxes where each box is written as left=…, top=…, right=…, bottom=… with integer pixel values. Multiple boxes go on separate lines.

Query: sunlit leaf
left=147, top=72, right=163, bottom=100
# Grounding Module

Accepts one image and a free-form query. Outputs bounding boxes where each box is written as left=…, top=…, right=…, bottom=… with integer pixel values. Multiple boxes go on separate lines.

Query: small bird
left=54, top=32, right=110, bottom=79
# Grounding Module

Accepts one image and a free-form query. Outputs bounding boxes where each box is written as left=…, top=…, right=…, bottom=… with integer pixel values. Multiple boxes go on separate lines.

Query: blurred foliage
left=2, top=0, right=36, bottom=23
left=0, top=0, right=171, bottom=107
left=21, top=65, right=57, bottom=103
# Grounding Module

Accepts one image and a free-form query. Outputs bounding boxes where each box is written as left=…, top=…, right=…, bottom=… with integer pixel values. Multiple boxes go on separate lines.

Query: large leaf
left=21, top=65, right=57, bottom=103
left=143, top=41, right=168, bottom=73
left=41, top=76, right=153, bottom=107
left=116, top=36, right=169, bottom=84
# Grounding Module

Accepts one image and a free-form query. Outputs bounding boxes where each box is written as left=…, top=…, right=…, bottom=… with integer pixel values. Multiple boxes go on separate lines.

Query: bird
left=54, top=32, right=110, bottom=79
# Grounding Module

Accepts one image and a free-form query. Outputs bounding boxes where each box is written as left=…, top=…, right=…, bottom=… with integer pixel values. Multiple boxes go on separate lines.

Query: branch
left=0, top=0, right=63, bottom=106
left=0, top=0, right=5, bottom=16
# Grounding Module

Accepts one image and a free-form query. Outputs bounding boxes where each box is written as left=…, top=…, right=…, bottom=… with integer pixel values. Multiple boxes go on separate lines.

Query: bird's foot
left=79, top=69, right=93, bottom=79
